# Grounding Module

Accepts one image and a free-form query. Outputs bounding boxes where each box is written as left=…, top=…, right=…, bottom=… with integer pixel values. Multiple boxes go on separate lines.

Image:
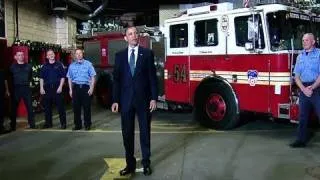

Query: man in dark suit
left=111, top=26, right=157, bottom=176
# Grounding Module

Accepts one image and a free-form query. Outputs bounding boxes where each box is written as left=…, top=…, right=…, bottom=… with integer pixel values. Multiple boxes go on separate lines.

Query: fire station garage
left=1, top=0, right=320, bottom=179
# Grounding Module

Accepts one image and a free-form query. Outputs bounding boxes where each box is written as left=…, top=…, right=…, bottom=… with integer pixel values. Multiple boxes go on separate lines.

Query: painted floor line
left=23, top=129, right=209, bottom=133
left=150, top=125, right=198, bottom=130
left=19, top=128, right=294, bottom=134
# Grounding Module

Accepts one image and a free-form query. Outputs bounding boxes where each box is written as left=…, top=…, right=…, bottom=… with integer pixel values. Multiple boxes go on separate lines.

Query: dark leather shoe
left=0, top=129, right=10, bottom=134
left=60, top=124, right=66, bottom=129
left=28, top=125, right=36, bottom=129
left=85, top=126, right=91, bottom=131
left=0, top=126, right=6, bottom=133
left=42, top=124, right=52, bottom=129
left=72, top=127, right=82, bottom=131
left=119, top=167, right=135, bottom=176
left=0, top=128, right=7, bottom=134
left=143, top=166, right=152, bottom=176
left=289, top=140, right=306, bottom=148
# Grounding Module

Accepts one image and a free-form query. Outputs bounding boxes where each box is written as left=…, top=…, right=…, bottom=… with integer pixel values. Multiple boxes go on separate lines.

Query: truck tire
left=194, top=82, right=239, bottom=130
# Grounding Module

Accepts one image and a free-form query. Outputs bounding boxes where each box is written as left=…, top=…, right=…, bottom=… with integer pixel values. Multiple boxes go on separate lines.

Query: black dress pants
left=0, top=89, right=4, bottom=130
left=43, top=84, right=66, bottom=126
left=10, top=85, right=35, bottom=129
left=72, top=84, right=91, bottom=128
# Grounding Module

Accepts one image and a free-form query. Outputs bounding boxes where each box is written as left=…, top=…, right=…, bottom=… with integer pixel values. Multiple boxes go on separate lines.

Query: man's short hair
left=46, top=49, right=54, bottom=53
left=124, top=26, right=138, bottom=35
left=75, top=48, right=83, bottom=52
left=15, top=51, right=24, bottom=55
left=304, top=33, right=315, bottom=40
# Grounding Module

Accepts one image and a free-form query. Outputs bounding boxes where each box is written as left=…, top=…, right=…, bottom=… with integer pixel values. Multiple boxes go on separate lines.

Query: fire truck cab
left=163, top=2, right=320, bottom=129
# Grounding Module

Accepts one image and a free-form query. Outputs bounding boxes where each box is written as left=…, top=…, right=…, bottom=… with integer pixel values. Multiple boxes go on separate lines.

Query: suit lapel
left=134, top=46, right=143, bottom=76
left=124, top=47, right=129, bottom=63
left=122, top=48, right=133, bottom=78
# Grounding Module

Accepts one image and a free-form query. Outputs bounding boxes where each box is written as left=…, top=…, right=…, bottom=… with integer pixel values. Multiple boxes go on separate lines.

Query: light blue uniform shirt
left=294, top=48, right=320, bottom=83
left=66, top=59, right=96, bottom=85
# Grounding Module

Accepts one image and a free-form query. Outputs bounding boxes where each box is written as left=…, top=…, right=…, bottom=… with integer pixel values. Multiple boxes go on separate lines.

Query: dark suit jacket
left=112, top=46, right=157, bottom=112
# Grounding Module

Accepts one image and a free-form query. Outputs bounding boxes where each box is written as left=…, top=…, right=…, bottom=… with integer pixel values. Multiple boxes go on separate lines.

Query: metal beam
left=67, top=0, right=92, bottom=12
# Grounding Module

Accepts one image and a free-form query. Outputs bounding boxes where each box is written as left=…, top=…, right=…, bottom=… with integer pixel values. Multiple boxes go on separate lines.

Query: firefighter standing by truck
left=291, top=33, right=320, bottom=148
left=67, top=48, right=96, bottom=131
left=39, top=49, right=67, bottom=129
left=9, top=51, right=35, bottom=130
left=0, top=69, right=9, bottom=133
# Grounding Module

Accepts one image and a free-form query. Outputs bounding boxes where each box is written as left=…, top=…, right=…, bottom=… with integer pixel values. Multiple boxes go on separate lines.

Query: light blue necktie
left=129, top=49, right=135, bottom=76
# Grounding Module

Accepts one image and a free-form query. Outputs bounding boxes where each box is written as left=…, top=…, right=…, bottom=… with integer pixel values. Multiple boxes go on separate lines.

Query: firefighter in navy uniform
left=0, top=69, right=9, bottom=133
left=40, top=49, right=66, bottom=129
left=9, top=51, right=35, bottom=130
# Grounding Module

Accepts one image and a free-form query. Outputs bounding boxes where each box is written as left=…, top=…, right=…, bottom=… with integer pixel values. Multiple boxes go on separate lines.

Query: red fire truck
left=82, top=30, right=164, bottom=107
left=83, top=2, right=320, bottom=130
left=163, top=2, right=320, bottom=129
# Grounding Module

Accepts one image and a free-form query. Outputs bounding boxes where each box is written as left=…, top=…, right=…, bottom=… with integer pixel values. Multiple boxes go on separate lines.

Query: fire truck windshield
left=267, top=11, right=320, bottom=51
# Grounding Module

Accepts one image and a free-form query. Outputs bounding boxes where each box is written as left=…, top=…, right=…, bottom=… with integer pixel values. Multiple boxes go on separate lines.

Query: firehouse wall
left=3, top=0, right=220, bottom=47
left=4, top=0, right=77, bottom=47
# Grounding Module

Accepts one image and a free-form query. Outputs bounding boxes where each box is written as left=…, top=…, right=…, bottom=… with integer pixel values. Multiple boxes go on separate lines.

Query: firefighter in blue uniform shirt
left=67, top=48, right=96, bottom=130
left=291, top=33, right=320, bottom=148
left=9, top=51, right=35, bottom=130
left=40, top=49, right=66, bottom=129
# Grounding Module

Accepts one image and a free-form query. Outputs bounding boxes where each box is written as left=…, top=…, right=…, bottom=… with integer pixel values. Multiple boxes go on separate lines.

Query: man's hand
left=40, top=88, right=46, bottom=95
left=5, top=90, right=10, bottom=97
left=56, top=87, right=62, bottom=94
left=303, top=86, right=313, bottom=97
left=307, top=85, right=315, bottom=91
left=111, top=103, right=119, bottom=113
left=149, top=100, right=157, bottom=112
left=88, top=88, right=94, bottom=96
left=69, top=90, right=72, bottom=98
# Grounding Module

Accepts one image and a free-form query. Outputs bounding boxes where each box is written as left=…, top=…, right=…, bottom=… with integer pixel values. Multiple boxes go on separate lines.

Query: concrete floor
left=0, top=106, right=320, bottom=180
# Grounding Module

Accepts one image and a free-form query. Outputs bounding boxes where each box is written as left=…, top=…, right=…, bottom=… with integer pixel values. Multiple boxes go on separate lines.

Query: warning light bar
left=187, top=3, right=233, bottom=16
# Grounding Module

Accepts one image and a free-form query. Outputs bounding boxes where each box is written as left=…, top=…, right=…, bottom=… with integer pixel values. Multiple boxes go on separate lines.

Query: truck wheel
left=195, top=82, right=239, bottom=130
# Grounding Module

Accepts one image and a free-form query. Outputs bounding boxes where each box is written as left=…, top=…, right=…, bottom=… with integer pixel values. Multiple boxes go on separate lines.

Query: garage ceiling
left=48, top=0, right=218, bottom=18
left=44, top=0, right=218, bottom=26
left=87, top=0, right=218, bottom=13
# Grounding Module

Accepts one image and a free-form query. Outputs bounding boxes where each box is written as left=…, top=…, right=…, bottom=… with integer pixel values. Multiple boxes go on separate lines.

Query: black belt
left=73, top=84, right=89, bottom=88
left=302, top=82, right=314, bottom=86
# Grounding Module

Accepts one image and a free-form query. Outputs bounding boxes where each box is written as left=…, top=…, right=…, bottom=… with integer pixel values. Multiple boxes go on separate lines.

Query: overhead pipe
left=67, top=0, right=91, bottom=12
left=67, top=0, right=109, bottom=20
left=15, top=0, right=19, bottom=39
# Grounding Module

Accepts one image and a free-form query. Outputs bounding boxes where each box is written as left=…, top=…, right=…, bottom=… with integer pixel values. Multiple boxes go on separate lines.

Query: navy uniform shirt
left=10, top=63, right=32, bottom=86
left=40, top=61, right=65, bottom=85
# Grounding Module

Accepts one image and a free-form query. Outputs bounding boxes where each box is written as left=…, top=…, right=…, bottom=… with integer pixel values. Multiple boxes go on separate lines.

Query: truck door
left=164, top=22, right=191, bottom=104
left=228, top=12, right=270, bottom=113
